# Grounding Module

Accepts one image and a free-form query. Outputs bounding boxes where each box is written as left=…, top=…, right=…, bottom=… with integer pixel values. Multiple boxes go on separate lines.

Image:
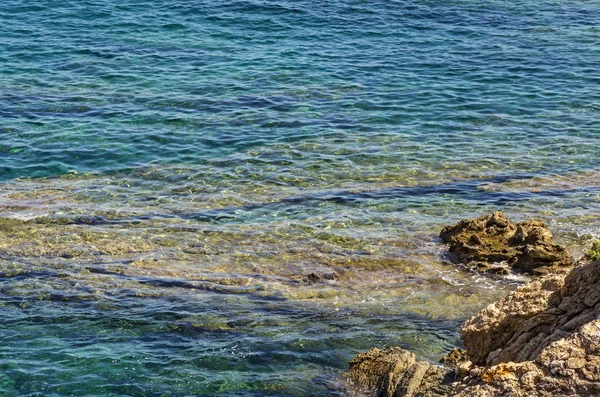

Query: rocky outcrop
left=440, top=211, right=573, bottom=275
left=461, top=271, right=567, bottom=364
left=454, top=259, right=600, bottom=396
left=345, top=260, right=600, bottom=396
left=344, top=213, right=600, bottom=396
left=345, top=347, right=455, bottom=397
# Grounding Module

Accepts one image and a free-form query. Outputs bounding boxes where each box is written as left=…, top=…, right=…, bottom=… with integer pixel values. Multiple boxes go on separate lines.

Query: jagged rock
left=344, top=215, right=599, bottom=396
left=345, top=347, right=454, bottom=397
left=463, top=260, right=600, bottom=368
left=440, top=211, right=573, bottom=275
left=344, top=259, right=600, bottom=395
left=453, top=319, right=600, bottom=396
left=461, top=272, right=567, bottom=364
left=345, top=347, right=416, bottom=394
left=441, top=348, right=468, bottom=366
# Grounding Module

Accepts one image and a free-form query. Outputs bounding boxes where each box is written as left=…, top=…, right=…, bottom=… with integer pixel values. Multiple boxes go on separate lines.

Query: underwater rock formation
left=345, top=260, right=600, bottom=396
left=440, top=211, right=573, bottom=275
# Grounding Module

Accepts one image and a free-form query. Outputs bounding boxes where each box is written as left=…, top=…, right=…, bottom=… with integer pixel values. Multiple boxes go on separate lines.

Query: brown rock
left=440, top=211, right=573, bottom=275
left=345, top=260, right=600, bottom=395
left=461, top=272, right=566, bottom=364
left=345, top=347, right=454, bottom=397
left=305, top=271, right=339, bottom=283
left=457, top=260, right=600, bottom=395
left=441, top=348, right=468, bottom=366
left=396, top=361, right=430, bottom=396
left=345, top=347, right=416, bottom=394
left=344, top=213, right=600, bottom=396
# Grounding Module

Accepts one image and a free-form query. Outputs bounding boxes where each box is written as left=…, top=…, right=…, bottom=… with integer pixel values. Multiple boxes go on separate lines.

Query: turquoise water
left=1, top=0, right=600, bottom=395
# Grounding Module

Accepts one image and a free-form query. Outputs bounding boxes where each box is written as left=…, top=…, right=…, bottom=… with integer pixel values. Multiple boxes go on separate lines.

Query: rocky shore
left=439, top=211, right=573, bottom=275
left=344, top=212, right=600, bottom=396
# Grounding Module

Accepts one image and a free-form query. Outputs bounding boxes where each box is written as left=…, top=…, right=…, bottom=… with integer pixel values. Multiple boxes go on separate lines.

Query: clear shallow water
left=1, top=0, right=600, bottom=395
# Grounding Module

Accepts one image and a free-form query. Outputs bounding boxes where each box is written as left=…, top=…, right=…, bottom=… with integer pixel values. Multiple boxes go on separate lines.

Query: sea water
left=1, top=0, right=599, bottom=395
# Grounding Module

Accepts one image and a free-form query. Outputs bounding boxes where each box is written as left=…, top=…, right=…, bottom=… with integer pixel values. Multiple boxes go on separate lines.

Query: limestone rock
left=345, top=214, right=599, bottom=396
left=346, top=347, right=417, bottom=394
left=440, top=211, right=573, bottom=275
left=440, top=348, right=468, bottom=366
left=461, top=272, right=567, bottom=364
left=454, top=260, right=600, bottom=395
left=345, top=347, right=454, bottom=397
left=463, top=260, right=600, bottom=365
left=345, top=257, right=600, bottom=396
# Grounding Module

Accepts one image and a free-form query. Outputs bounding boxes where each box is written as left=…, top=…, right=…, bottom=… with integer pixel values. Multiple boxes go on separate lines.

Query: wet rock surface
left=440, top=211, right=574, bottom=275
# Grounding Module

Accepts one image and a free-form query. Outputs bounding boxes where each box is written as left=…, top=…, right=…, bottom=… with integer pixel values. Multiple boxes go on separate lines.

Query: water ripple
left=1, top=0, right=600, bottom=394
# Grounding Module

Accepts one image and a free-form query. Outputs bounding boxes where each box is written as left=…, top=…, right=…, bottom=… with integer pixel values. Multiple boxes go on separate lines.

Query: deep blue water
left=1, top=0, right=600, bottom=395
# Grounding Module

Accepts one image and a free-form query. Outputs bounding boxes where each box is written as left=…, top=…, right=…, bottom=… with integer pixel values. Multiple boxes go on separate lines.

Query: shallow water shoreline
left=2, top=0, right=600, bottom=394
left=1, top=170, right=596, bottom=395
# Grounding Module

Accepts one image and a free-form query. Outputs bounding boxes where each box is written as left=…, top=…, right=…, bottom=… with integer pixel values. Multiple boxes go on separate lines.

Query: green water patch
left=0, top=209, right=514, bottom=328
left=0, top=285, right=462, bottom=396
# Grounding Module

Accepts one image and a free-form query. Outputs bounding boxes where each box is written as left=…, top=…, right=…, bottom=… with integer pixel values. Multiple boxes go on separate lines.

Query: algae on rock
left=440, top=211, right=573, bottom=275
left=587, top=240, right=600, bottom=262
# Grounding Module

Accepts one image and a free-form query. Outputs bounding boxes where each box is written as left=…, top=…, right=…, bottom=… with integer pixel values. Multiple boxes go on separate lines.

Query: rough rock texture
left=440, top=348, right=468, bottom=366
left=345, top=347, right=454, bottom=397
left=453, top=319, right=600, bottom=396
left=440, top=211, right=573, bottom=275
left=461, top=272, right=567, bottom=364
left=345, top=257, right=600, bottom=396
left=454, top=259, right=600, bottom=396
left=463, top=260, right=600, bottom=366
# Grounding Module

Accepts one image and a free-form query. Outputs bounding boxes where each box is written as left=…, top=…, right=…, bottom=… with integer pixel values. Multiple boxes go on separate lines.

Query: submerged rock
left=305, top=271, right=339, bottom=283
left=440, top=211, right=573, bottom=275
left=345, top=259, right=600, bottom=396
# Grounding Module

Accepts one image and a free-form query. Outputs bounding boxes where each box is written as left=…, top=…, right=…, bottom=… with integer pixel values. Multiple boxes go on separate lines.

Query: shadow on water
left=0, top=271, right=462, bottom=395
